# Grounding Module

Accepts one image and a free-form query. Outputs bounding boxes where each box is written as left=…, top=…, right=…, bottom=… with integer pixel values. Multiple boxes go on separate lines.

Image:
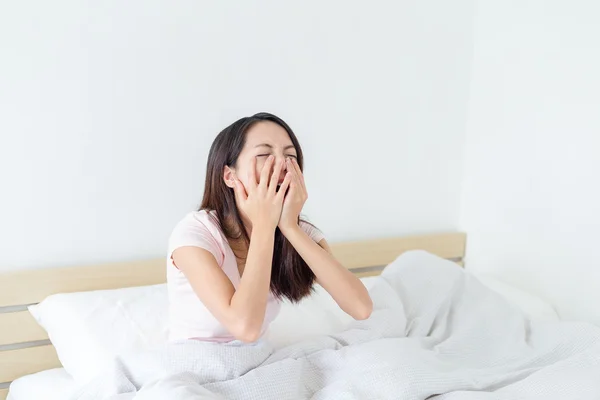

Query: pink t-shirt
left=167, top=210, right=324, bottom=342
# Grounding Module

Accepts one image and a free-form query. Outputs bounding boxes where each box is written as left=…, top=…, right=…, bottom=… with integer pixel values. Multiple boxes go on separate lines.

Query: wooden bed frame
left=0, top=232, right=466, bottom=399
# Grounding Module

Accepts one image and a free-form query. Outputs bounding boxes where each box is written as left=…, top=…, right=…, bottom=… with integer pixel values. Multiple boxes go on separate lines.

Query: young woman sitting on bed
left=168, top=112, right=373, bottom=343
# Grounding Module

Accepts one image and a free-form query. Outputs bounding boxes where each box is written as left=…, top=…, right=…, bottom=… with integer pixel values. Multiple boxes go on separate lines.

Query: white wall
left=461, top=1, right=600, bottom=323
left=0, top=1, right=475, bottom=271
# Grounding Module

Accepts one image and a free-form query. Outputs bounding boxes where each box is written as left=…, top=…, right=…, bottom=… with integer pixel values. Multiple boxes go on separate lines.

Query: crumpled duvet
left=70, top=251, right=600, bottom=400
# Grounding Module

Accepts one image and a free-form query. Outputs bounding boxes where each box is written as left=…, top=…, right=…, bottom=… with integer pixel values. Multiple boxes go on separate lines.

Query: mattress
left=7, top=274, right=559, bottom=400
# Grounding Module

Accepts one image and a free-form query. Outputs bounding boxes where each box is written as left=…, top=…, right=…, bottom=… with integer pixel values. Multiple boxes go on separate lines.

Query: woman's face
left=225, top=121, right=299, bottom=190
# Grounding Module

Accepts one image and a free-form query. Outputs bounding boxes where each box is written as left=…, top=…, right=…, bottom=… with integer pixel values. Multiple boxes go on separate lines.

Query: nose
left=278, top=163, right=287, bottom=184
left=277, top=157, right=288, bottom=184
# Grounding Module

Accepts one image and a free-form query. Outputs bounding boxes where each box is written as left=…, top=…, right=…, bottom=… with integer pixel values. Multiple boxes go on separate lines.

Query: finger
left=291, top=158, right=305, bottom=184
left=247, top=156, right=258, bottom=190
left=289, top=158, right=307, bottom=197
left=275, top=171, right=293, bottom=201
left=286, top=158, right=301, bottom=188
left=232, top=174, right=248, bottom=202
left=268, top=158, right=284, bottom=195
left=288, top=168, right=298, bottom=194
left=259, top=155, right=275, bottom=188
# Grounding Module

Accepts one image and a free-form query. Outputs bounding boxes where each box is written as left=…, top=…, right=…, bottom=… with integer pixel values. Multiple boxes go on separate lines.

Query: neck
left=223, top=213, right=252, bottom=246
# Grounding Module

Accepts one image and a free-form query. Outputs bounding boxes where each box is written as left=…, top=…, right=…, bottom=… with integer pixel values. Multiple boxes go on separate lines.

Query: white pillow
left=28, top=284, right=169, bottom=384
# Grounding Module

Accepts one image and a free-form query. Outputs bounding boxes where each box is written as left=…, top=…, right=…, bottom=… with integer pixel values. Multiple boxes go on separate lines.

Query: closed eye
left=256, top=154, right=297, bottom=159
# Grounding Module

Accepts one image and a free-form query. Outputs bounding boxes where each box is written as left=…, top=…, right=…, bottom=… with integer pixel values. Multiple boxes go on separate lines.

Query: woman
left=167, top=112, right=372, bottom=343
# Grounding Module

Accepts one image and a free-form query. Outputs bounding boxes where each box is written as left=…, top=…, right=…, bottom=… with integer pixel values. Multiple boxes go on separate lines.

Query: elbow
left=352, top=297, right=373, bottom=321
left=353, top=306, right=373, bottom=321
left=236, top=329, right=262, bottom=343
left=231, top=320, right=262, bottom=343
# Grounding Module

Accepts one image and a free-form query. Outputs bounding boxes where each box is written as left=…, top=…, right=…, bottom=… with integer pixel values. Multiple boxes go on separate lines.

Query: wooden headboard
left=0, top=232, right=466, bottom=398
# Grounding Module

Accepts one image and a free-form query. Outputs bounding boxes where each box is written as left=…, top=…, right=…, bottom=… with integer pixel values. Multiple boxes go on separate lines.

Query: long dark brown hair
left=200, top=112, right=316, bottom=302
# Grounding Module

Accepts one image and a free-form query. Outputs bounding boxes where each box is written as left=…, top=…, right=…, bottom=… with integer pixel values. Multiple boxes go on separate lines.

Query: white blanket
left=69, top=251, right=600, bottom=399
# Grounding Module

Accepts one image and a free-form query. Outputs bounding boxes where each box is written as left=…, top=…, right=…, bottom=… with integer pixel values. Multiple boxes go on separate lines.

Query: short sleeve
left=299, top=220, right=325, bottom=243
left=168, top=212, right=224, bottom=267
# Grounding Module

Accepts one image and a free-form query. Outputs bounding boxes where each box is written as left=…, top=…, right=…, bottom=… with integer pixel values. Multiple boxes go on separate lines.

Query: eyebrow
left=254, top=143, right=296, bottom=151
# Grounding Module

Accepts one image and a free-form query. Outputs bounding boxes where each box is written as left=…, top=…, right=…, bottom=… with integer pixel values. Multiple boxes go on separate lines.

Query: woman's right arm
left=172, top=156, right=291, bottom=342
left=172, top=224, right=275, bottom=343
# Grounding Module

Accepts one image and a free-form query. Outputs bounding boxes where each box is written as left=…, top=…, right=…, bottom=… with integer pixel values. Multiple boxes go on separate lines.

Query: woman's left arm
left=282, top=226, right=373, bottom=320
left=279, top=158, right=373, bottom=320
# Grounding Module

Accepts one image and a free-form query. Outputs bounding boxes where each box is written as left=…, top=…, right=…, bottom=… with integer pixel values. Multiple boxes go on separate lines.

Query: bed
left=0, top=232, right=466, bottom=399
left=1, top=232, right=574, bottom=399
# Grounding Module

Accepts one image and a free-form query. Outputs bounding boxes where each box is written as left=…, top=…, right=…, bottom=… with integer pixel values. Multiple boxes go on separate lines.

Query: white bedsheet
left=7, top=368, right=76, bottom=400
left=66, top=251, right=600, bottom=399
left=8, top=268, right=560, bottom=400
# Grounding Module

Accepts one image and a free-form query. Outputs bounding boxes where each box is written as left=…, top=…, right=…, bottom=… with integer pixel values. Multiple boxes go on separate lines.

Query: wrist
left=251, top=222, right=276, bottom=238
left=279, top=222, right=302, bottom=236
